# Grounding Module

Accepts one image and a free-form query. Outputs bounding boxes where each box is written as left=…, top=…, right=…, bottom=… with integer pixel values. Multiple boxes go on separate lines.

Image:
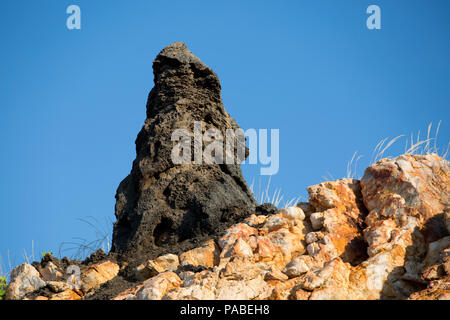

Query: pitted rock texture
left=111, top=42, right=256, bottom=265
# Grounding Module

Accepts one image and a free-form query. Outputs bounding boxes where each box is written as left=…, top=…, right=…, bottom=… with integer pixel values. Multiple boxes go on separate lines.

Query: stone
left=81, top=261, right=120, bottom=294
left=309, top=212, right=324, bottom=230
left=243, top=214, right=268, bottom=227
left=359, top=154, right=450, bottom=299
left=39, top=261, right=63, bottom=282
left=267, top=277, right=304, bottom=300
left=305, top=231, right=324, bottom=244
left=307, top=258, right=358, bottom=300
left=219, top=256, right=264, bottom=281
left=47, top=281, right=70, bottom=293
left=215, top=275, right=270, bottom=300
left=253, top=236, right=284, bottom=268
left=49, top=289, right=82, bottom=300
left=38, top=153, right=447, bottom=301
left=264, top=270, right=289, bottom=281
left=279, top=206, right=305, bottom=221
left=112, top=286, right=142, bottom=300
left=297, top=202, right=315, bottom=217
left=362, top=154, right=449, bottom=223
left=5, top=264, right=46, bottom=300
left=267, top=227, right=307, bottom=263
left=263, top=215, right=290, bottom=232
left=421, top=237, right=450, bottom=273
left=136, top=272, right=182, bottom=300
left=164, top=270, right=218, bottom=300
left=218, top=223, right=258, bottom=250
left=222, top=238, right=254, bottom=259
left=290, top=288, right=311, bottom=300
left=136, top=253, right=179, bottom=280
left=111, top=42, right=256, bottom=265
left=306, top=179, right=367, bottom=265
left=408, top=275, right=450, bottom=300
left=283, top=255, right=318, bottom=278
left=180, top=239, right=220, bottom=268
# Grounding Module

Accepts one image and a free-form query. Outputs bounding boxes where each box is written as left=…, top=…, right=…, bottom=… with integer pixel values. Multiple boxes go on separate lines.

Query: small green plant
left=41, top=251, right=52, bottom=258
left=0, top=276, right=7, bottom=300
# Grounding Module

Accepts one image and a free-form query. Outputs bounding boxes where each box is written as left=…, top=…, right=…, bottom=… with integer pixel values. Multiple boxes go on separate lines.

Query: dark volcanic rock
left=111, top=42, right=257, bottom=266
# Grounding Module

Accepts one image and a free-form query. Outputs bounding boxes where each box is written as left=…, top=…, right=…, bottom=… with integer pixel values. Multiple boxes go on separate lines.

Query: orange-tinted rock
left=180, top=239, right=220, bottom=268
left=164, top=270, right=218, bottom=300
left=221, top=238, right=254, bottom=259
left=112, top=286, right=142, bottom=300
left=81, top=261, right=120, bottom=294
left=218, top=223, right=258, bottom=251
left=362, top=154, right=449, bottom=223
left=359, top=154, right=449, bottom=298
left=306, top=179, right=367, bottom=265
left=71, top=153, right=448, bottom=301
left=408, top=276, right=450, bottom=300
left=136, top=271, right=182, bottom=300
left=264, top=269, right=288, bottom=281
left=136, top=253, right=179, bottom=280
left=267, top=277, right=305, bottom=300
left=49, top=289, right=81, bottom=300
left=290, top=288, right=310, bottom=300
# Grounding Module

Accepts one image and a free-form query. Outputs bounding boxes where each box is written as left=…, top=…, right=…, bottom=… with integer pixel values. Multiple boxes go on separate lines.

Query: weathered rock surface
left=5, top=264, right=46, bottom=300
left=306, top=178, right=368, bottom=266
left=136, top=253, right=180, bottom=280
left=179, top=239, right=220, bottom=268
left=81, top=261, right=120, bottom=294
left=107, top=154, right=448, bottom=300
left=111, top=42, right=256, bottom=266
left=7, top=154, right=449, bottom=300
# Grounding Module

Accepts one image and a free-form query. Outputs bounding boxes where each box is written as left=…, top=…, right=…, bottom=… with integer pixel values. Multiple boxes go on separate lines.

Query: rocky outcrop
left=6, top=154, right=449, bottom=300
left=111, top=42, right=256, bottom=266
left=108, top=154, right=448, bottom=300
left=5, top=252, right=121, bottom=300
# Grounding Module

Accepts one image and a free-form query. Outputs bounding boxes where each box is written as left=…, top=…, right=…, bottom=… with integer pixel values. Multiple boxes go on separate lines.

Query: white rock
left=305, top=231, right=324, bottom=244
left=5, top=264, right=46, bottom=300
left=306, top=242, right=321, bottom=257
left=283, top=255, right=317, bottom=278
left=264, top=215, right=288, bottom=232
left=280, top=207, right=305, bottom=221
left=310, top=212, right=325, bottom=230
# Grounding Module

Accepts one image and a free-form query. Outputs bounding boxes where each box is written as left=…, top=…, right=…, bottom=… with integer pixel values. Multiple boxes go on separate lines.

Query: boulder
left=81, top=261, right=120, bottom=294
left=179, top=239, right=220, bottom=268
left=136, top=253, right=179, bottom=280
left=5, top=264, right=46, bottom=300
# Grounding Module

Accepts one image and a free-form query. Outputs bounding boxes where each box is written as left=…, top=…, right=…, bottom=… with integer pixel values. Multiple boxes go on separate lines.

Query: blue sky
left=0, top=0, right=449, bottom=271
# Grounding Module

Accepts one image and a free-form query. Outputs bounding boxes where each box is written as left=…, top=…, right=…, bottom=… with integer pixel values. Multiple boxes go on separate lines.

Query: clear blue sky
left=1, top=1, right=449, bottom=270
